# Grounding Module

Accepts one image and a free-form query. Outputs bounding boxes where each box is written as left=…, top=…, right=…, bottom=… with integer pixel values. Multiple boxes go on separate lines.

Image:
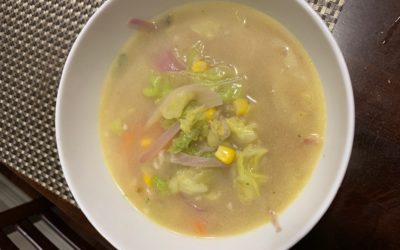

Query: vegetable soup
left=99, top=2, right=325, bottom=237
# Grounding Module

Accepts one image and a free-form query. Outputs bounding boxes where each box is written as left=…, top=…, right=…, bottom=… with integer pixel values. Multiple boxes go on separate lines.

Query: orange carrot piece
left=121, top=129, right=136, bottom=151
left=193, top=219, right=206, bottom=236
left=120, top=122, right=164, bottom=166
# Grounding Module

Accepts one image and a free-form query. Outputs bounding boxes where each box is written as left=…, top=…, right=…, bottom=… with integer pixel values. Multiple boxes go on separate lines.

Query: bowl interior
left=56, top=0, right=354, bottom=249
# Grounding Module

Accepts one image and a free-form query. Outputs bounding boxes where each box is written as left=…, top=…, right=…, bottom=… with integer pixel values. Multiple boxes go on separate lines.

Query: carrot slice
left=193, top=219, right=206, bottom=236
left=120, top=122, right=164, bottom=166
left=121, top=129, right=136, bottom=152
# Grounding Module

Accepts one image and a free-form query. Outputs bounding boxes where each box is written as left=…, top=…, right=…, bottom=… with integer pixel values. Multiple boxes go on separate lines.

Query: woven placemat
left=0, top=0, right=345, bottom=206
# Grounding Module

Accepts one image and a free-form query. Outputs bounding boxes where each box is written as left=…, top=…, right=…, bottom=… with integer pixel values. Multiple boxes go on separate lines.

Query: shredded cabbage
left=169, top=104, right=209, bottom=154
left=143, top=71, right=172, bottom=101
left=234, top=145, right=268, bottom=202
left=169, top=130, right=197, bottom=154
left=183, top=42, right=244, bottom=103
left=160, top=90, right=195, bottom=120
left=153, top=176, right=169, bottom=194
left=168, top=168, right=211, bottom=195
left=226, top=117, right=258, bottom=144
left=179, top=105, right=206, bottom=133
left=207, top=119, right=231, bottom=148
left=169, top=121, right=207, bottom=154
left=197, top=66, right=244, bottom=103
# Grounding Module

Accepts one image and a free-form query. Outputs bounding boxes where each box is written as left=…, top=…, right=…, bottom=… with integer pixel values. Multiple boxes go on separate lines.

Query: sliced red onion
left=197, top=144, right=215, bottom=153
left=303, top=133, right=322, bottom=145
left=139, top=122, right=180, bottom=163
left=146, top=84, right=223, bottom=127
left=170, top=153, right=224, bottom=168
left=268, top=208, right=282, bottom=233
left=128, top=18, right=158, bottom=31
left=180, top=193, right=206, bottom=212
left=154, top=50, right=186, bottom=72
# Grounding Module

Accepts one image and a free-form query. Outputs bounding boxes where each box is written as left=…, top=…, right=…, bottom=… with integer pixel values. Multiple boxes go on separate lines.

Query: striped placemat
left=0, top=0, right=345, bottom=205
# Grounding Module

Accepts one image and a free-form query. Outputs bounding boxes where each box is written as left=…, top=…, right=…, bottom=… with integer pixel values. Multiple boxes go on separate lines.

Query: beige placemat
left=0, top=0, right=345, bottom=205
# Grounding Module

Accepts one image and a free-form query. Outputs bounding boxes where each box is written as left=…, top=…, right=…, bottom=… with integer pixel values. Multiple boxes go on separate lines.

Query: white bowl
left=56, top=0, right=354, bottom=249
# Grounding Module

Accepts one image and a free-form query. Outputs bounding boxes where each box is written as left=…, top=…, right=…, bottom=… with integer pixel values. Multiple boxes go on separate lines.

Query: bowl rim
left=55, top=0, right=354, bottom=249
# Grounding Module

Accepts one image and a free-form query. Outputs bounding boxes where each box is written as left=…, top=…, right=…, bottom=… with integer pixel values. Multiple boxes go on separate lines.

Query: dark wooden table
left=295, top=0, right=400, bottom=249
left=2, top=0, right=399, bottom=249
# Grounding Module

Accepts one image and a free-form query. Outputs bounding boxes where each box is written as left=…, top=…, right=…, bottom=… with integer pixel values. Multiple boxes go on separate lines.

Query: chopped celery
left=153, top=176, right=169, bottom=194
left=226, top=117, right=258, bottom=144
left=168, top=168, right=211, bottom=195
left=234, top=145, right=268, bottom=202
left=143, top=71, right=172, bottom=101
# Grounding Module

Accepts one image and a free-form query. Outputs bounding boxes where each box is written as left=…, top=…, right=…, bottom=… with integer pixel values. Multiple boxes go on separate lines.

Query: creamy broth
left=99, top=2, right=325, bottom=237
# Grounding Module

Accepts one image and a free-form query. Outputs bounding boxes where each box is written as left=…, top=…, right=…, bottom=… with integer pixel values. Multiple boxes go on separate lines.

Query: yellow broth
left=99, top=2, right=325, bottom=237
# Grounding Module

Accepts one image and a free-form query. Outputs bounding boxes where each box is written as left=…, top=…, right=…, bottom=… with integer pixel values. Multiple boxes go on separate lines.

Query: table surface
left=295, top=0, right=400, bottom=249
left=2, top=0, right=400, bottom=249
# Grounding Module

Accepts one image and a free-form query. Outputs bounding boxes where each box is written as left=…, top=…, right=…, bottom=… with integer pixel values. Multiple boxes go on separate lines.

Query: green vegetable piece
left=184, top=143, right=214, bottom=158
left=179, top=105, right=206, bottom=133
left=109, top=119, right=124, bottom=136
left=234, top=145, right=268, bottom=202
left=160, top=90, right=195, bottom=120
left=169, top=131, right=195, bottom=154
left=168, top=168, right=211, bottom=195
left=218, top=82, right=243, bottom=103
left=226, top=117, right=258, bottom=144
left=143, top=71, right=172, bottom=101
left=169, top=105, right=209, bottom=154
left=153, top=176, right=169, bottom=194
left=207, top=119, right=231, bottom=147
left=169, top=121, right=205, bottom=154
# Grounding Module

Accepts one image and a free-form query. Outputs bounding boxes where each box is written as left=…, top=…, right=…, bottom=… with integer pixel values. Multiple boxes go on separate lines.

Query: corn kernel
left=143, top=174, right=153, bottom=187
left=204, top=108, right=216, bottom=120
left=140, top=138, right=152, bottom=148
left=191, top=60, right=208, bottom=73
left=214, top=145, right=236, bottom=165
left=233, top=98, right=249, bottom=116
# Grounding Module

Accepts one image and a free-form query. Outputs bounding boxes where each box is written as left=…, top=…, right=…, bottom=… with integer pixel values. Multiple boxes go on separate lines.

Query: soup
left=99, top=2, right=325, bottom=237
